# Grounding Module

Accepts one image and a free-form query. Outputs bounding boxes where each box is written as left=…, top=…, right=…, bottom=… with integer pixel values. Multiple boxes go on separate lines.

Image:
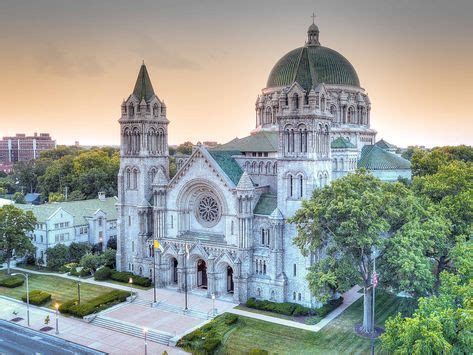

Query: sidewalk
left=0, top=297, right=185, bottom=354
left=228, top=285, right=363, bottom=332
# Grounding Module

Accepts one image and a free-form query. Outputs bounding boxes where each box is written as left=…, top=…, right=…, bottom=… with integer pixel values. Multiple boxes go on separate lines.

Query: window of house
left=263, top=261, right=267, bottom=275
left=171, top=215, right=174, bottom=228
left=293, top=292, right=296, bottom=300
left=293, top=264, right=297, bottom=277
left=298, top=293, right=302, bottom=301
left=128, top=216, right=131, bottom=226
left=132, top=241, right=135, bottom=253
left=98, top=218, right=102, bottom=227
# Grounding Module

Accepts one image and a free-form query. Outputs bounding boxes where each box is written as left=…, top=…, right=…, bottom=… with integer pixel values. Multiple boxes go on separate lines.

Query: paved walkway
left=0, top=297, right=185, bottom=354
left=228, top=285, right=363, bottom=332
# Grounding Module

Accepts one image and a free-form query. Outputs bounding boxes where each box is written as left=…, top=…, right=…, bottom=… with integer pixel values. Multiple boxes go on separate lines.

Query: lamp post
left=211, top=293, right=216, bottom=316
left=129, top=277, right=134, bottom=302
left=143, top=327, right=148, bottom=355
left=55, top=303, right=59, bottom=335
left=370, top=248, right=379, bottom=355
left=77, top=275, right=81, bottom=305
left=12, top=272, right=29, bottom=326
left=184, top=243, right=189, bottom=312
left=153, top=245, right=156, bottom=304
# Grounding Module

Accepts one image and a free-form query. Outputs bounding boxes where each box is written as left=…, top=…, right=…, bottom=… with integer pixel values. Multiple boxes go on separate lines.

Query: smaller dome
left=308, top=23, right=319, bottom=32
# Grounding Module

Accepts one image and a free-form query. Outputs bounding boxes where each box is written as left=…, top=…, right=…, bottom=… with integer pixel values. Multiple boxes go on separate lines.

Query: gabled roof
left=375, top=139, right=398, bottom=150
left=207, top=150, right=244, bottom=185
left=214, top=131, right=278, bottom=153
left=16, top=197, right=118, bottom=225
left=132, top=63, right=155, bottom=102
left=358, top=145, right=411, bottom=170
left=331, top=137, right=356, bottom=149
left=236, top=172, right=254, bottom=190
left=254, top=194, right=278, bottom=215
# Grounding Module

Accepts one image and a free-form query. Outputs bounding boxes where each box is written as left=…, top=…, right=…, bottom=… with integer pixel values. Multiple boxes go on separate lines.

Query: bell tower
left=116, top=63, right=169, bottom=271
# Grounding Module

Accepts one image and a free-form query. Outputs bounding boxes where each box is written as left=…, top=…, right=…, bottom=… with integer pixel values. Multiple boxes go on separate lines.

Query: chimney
left=98, top=191, right=106, bottom=201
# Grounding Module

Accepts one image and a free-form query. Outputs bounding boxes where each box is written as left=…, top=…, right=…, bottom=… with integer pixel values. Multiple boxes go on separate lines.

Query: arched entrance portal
left=170, top=257, right=178, bottom=284
left=197, top=259, right=208, bottom=289
left=227, top=266, right=234, bottom=293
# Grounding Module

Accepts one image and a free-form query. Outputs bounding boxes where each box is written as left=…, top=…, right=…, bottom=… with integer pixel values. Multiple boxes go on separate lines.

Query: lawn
left=0, top=270, right=116, bottom=309
left=180, top=290, right=417, bottom=354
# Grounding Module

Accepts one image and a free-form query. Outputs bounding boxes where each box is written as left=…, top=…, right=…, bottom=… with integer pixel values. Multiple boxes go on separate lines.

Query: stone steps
left=91, top=315, right=172, bottom=345
left=152, top=301, right=213, bottom=320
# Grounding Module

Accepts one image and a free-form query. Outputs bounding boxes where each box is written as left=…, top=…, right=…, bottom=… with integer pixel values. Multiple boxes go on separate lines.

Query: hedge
left=245, top=297, right=344, bottom=317
left=0, top=276, right=24, bottom=288
left=110, top=270, right=151, bottom=287
left=59, top=290, right=130, bottom=317
left=249, top=349, right=269, bottom=355
left=94, top=266, right=112, bottom=281
left=70, top=267, right=91, bottom=277
left=22, top=290, right=51, bottom=306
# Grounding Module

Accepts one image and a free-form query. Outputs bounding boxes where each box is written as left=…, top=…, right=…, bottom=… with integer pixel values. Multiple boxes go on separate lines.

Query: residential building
left=0, top=133, right=56, bottom=164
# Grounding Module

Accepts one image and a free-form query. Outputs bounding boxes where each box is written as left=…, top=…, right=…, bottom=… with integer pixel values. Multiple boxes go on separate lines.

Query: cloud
left=129, top=35, right=201, bottom=71
left=35, top=45, right=105, bottom=77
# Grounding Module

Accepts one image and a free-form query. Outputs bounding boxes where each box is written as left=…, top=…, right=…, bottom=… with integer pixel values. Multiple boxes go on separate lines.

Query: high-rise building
left=0, top=133, right=56, bottom=164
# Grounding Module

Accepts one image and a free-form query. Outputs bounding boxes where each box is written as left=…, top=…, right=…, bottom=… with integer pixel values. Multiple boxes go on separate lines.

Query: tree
left=106, top=236, right=117, bottom=250
left=68, top=190, right=85, bottom=201
left=289, top=170, right=445, bottom=333
left=101, top=248, right=117, bottom=268
left=0, top=187, right=7, bottom=195
left=13, top=192, right=25, bottom=204
left=45, top=244, right=69, bottom=270
left=80, top=253, right=102, bottom=272
left=48, top=192, right=65, bottom=202
left=68, top=242, right=91, bottom=263
left=0, top=205, right=36, bottom=273
left=412, top=161, right=473, bottom=288
left=381, top=248, right=472, bottom=354
left=411, top=145, right=473, bottom=177
left=176, top=141, right=193, bottom=155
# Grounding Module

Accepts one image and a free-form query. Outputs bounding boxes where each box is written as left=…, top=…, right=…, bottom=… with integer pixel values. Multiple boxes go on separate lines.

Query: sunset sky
left=0, top=0, right=472, bottom=148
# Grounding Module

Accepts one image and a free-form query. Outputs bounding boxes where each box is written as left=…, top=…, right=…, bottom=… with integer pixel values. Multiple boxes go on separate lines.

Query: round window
left=196, top=195, right=220, bottom=227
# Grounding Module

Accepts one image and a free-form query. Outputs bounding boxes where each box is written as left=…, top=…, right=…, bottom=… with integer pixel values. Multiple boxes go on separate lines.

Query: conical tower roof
left=133, top=63, right=155, bottom=102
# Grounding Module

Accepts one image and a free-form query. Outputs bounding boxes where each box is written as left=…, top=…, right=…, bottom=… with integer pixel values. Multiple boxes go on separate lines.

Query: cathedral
left=116, top=20, right=411, bottom=307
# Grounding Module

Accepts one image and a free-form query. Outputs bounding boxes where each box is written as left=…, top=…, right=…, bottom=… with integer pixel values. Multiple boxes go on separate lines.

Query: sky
left=0, top=0, right=472, bottom=148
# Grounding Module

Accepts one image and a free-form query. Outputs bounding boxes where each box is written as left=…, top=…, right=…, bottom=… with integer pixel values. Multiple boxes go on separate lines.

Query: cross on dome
left=307, top=12, right=320, bottom=46
left=311, top=12, right=316, bottom=24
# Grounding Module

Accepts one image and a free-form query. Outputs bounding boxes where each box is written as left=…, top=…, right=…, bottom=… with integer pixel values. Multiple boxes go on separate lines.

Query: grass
left=180, top=290, right=417, bottom=354
left=0, top=269, right=116, bottom=310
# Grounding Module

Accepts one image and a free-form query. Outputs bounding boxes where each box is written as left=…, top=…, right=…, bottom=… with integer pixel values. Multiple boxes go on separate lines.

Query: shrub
left=0, top=276, right=24, bottom=288
left=80, top=253, right=101, bottom=272
left=94, top=266, right=112, bottom=281
left=249, top=349, right=269, bottom=355
left=59, top=290, right=130, bottom=317
left=100, top=249, right=116, bottom=268
left=110, top=270, right=151, bottom=287
left=46, top=244, right=69, bottom=271
left=22, top=290, right=51, bottom=306
left=315, top=297, right=344, bottom=317
left=245, top=298, right=316, bottom=316
left=69, top=242, right=92, bottom=263
left=202, top=337, right=220, bottom=353
left=223, top=313, right=238, bottom=325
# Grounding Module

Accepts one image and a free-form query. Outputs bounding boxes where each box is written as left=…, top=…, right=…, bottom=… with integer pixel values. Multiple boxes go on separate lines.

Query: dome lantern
left=307, top=13, right=320, bottom=47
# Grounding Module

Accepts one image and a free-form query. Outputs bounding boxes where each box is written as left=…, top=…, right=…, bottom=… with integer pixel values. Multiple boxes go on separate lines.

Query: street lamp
left=54, top=303, right=60, bottom=335
left=12, top=273, right=29, bottom=326
left=129, top=277, right=134, bottom=302
left=77, top=275, right=81, bottom=305
left=143, top=327, right=148, bottom=355
left=211, top=293, right=216, bottom=316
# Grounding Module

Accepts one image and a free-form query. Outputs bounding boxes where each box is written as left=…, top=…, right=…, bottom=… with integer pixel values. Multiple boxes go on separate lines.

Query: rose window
left=197, top=195, right=220, bottom=226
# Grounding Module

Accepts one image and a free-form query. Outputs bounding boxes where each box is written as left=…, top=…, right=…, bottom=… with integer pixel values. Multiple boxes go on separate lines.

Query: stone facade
left=117, top=21, right=411, bottom=307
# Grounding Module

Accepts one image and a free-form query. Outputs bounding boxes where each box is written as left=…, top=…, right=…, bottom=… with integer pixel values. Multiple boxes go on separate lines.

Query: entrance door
left=171, top=258, right=178, bottom=284
left=197, top=259, right=208, bottom=289
left=227, top=266, right=234, bottom=293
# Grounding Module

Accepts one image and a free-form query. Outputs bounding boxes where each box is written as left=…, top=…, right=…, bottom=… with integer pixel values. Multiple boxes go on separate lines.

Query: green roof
left=267, top=45, right=360, bottom=90
left=375, top=139, right=398, bottom=150
left=215, top=131, right=278, bottom=152
left=254, top=194, right=278, bottom=215
left=133, top=63, right=155, bottom=102
left=331, top=137, right=356, bottom=149
left=207, top=150, right=244, bottom=185
left=16, top=197, right=118, bottom=225
left=358, top=145, right=411, bottom=170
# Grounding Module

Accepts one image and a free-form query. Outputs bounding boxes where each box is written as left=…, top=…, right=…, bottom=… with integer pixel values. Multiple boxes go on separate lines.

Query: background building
left=0, top=133, right=56, bottom=164
left=17, top=193, right=117, bottom=263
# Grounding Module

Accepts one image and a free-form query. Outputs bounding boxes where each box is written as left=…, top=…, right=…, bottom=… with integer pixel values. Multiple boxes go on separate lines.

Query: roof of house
left=16, top=197, right=118, bottom=225
left=358, top=145, right=411, bottom=170
left=207, top=150, right=244, bottom=185
left=214, top=131, right=278, bottom=152
left=331, top=137, right=356, bottom=149
left=375, top=139, right=398, bottom=150
left=254, top=194, right=278, bottom=215
left=24, top=193, right=41, bottom=203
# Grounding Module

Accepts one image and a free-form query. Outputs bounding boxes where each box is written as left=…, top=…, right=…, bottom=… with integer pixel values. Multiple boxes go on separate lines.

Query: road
left=0, top=320, right=106, bottom=355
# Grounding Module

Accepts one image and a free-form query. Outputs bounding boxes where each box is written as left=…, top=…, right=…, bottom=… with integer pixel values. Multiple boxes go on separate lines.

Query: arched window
left=153, top=103, right=159, bottom=117
left=271, top=290, right=275, bottom=300
left=304, top=92, right=309, bottom=105
left=334, top=159, right=338, bottom=171
left=126, top=168, right=131, bottom=189
left=263, top=261, right=267, bottom=275
left=320, top=95, right=326, bottom=112
left=231, top=220, right=234, bottom=235
left=139, top=266, right=143, bottom=276
left=348, top=106, right=355, bottom=123
left=258, top=161, right=264, bottom=174
left=289, top=174, right=294, bottom=197
left=265, top=107, right=272, bottom=124
left=293, top=292, right=296, bottom=300
left=285, top=95, right=289, bottom=106
left=251, top=161, right=257, bottom=174
left=261, top=229, right=265, bottom=245
left=293, top=93, right=299, bottom=109
left=257, top=288, right=262, bottom=298
left=132, top=168, right=138, bottom=189
left=244, top=161, right=251, bottom=172
left=129, top=104, right=134, bottom=117
left=299, top=175, right=303, bottom=198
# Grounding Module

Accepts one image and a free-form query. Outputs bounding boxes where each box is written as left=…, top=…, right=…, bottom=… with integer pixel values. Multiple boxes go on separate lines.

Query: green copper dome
left=266, top=24, right=361, bottom=90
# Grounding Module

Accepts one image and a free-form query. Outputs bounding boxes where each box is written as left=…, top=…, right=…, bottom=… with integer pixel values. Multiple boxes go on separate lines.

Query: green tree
left=100, top=248, right=117, bottom=268
left=176, top=141, right=193, bottom=155
left=411, top=145, right=473, bottom=177
left=67, top=190, right=85, bottom=201
left=48, top=192, right=65, bottom=202
left=68, top=242, right=92, bottom=263
left=12, top=192, right=25, bottom=204
left=290, top=170, right=444, bottom=333
left=45, top=244, right=69, bottom=270
left=0, top=187, right=6, bottom=195
left=413, top=161, right=473, bottom=288
left=80, top=253, right=102, bottom=272
left=0, top=205, right=36, bottom=273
